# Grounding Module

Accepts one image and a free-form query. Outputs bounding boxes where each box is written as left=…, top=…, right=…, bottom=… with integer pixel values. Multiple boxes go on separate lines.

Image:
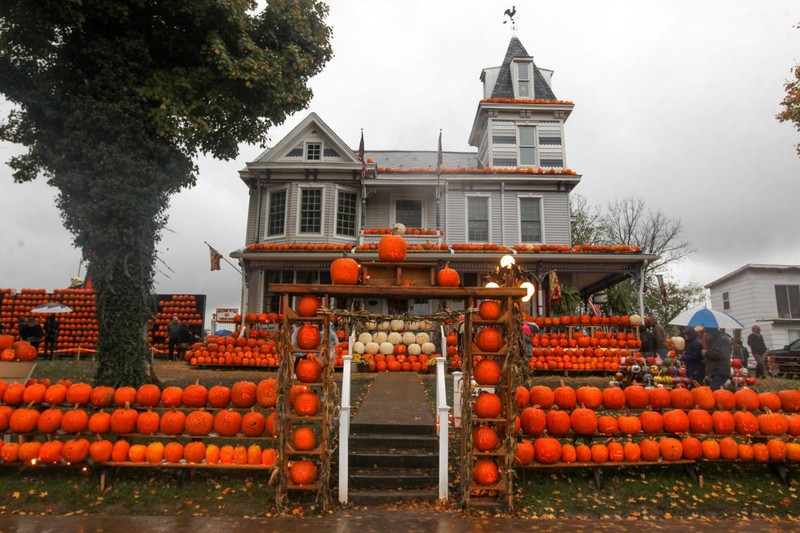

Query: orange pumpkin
left=659, top=437, right=683, bottom=461
left=472, top=459, right=499, bottom=486
left=719, top=437, right=739, bottom=460
left=185, top=409, right=214, bottom=436
left=473, top=425, right=499, bottom=452
left=241, top=411, right=266, bottom=437
left=474, top=393, right=502, bottom=419
left=111, top=440, right=131, bottom=462
left=553, top=384, right=577, bottom=410
left=330, top=257, right=360, bottom=285
left=159, top=409, right=186, bottom=435
left=257, top=379, right=279, bottom=408
left=66, top=383, right=93, bottom=405
left=520, top=407, right=546, bottom=436
left=44, top=384, right=68, bottom=406
left=533, top=437, right=562, bottom=464
left=61, top=408, right=89, bottom=433
left=294, top=391, right=321, bottom=416
left=296, top=295, right=322, bottom=318
left=701, top=439, right=721, bottom=460
left=561, top=443, right=578, bottom=463
left=161, top=386, right=184, bottom=408
left=681, top=437, right=703, bottom=460
left=62, top=438, right=90, bottom=463
left=478, top=300, right=502, bottom=320
left=670, top=388, right=695, bottom=410
left=296, top=358, right=322, bottom=383
left=37, top=408, right=64, bottom=433
left=474, top=358, right=501, bottom=385
left=213, top=409, right=243, bottom=437
left=90, top=386, right=115, bottom=408
left=136, top=384, right=161, bottom=407
left=183, top=381, right=208, bottom=408
left=529, top=385, right=555, bottom=409
left=290, top=459, right=319, bottom=485
left=136, top=409, right=161, bottom=435
left=546, top=410, right=571, bottom=436
left=292, top=427, right=317, bottom=451
left=207, top=385, right=231, bottom=408
left=296, top=324, right=321, bottom=350
left=377, top=234, right=407, bottom=262
left=183, top=442, right=206, bottom=464
left=601, top=387, right=626, bottom=410
left=624, top=385, right=650, bottom=409
left=436, top=265, right=460, bottom=287
left=570, top=407, right=597, bottom=436
left=475, top=328, right=503, bottom=352
left=663, top=409, right=690, bottom=434
left=514, top=440, right=535, bottom=465
left=164, top=442, right=184, bottom=463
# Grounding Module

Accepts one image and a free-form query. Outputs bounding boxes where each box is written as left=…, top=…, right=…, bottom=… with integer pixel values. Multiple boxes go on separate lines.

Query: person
left=639, top=325, right=656, bottom=357
left=522, top=321, right=535, bottom=361
left=746, top=325, right=768, bottom=379
left=44, top=315, right=60, bottom=360
left=731, top=329, right=749, bottom=368
left=652, top=319, right=669, bottom=358
left=175, top=320, right=197, bottom=361
left=19, top=317, right=43, bottom=352
left=166, top=316, right=182, bottom=361
left=679, top=327, right=705, bottom=384
left=704, top=328, right=732, bottom=391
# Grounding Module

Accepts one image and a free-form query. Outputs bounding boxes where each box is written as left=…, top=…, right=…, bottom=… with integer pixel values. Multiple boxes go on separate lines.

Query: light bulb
left=520, top=281, right=535, bottom=302
left=485, top=281, right=500, bottom=289
left=500, top=255, right=516, bottom=268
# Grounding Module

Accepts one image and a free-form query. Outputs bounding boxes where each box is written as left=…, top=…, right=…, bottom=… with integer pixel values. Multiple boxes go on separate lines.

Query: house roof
left=366, top=150, right=479, bottom=169
left=705, top=263, right=800, bottom=289
left=490, top=37, right=557, bottom=100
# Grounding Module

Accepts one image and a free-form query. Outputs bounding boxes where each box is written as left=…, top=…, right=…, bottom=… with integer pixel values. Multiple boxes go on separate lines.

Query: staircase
left=347, top=373, right=440, bottom=505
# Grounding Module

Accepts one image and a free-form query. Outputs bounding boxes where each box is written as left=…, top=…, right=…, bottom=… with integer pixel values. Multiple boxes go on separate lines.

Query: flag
left=436, top=129, right=443, bottom=176
left=588, top=294, right=603, bottom=317
left=208, top=244, right=222, bottom=271
left=358, top=129, right=367, bottom=179
left=549, top=270, right=562, bottom=303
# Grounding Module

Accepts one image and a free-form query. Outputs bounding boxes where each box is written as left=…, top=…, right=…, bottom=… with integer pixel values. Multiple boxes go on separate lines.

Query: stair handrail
left=436, top=324, right=450, bottom=501
left=338, top=330, right=355, bottom=504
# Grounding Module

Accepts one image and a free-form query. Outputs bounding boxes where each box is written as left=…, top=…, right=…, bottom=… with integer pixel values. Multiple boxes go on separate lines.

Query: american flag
left=358, top=130, right=367, bottom=179
left=588, top=294, right=603, bottom=317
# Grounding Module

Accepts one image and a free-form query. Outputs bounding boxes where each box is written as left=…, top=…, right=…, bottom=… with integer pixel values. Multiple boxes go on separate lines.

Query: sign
left=215, top=308, right=239, bottom=323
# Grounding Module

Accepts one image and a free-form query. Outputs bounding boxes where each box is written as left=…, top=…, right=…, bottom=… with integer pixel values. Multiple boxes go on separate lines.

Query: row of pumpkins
left=0, top=337, right=38, bottom=362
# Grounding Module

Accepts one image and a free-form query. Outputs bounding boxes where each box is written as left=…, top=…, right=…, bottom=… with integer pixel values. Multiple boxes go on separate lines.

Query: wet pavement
left=0, top=511, right=794, bottom=533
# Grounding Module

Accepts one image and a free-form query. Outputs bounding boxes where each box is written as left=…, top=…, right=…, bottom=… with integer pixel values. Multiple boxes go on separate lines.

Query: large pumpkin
left=533, top=437, right=562, bottom=464
left=378, top=234, right=407, bottom=262
left=473, top=425, right=499, bottom=452
left=570, top=407, right=598, bottom=436
left=475, top=328, right=504, bottom=352
left=296, top=324, right=321, bottom=350
left=478, top=300, right=502, bottom=320
left=529, top=386, right=555, bottom=409
left=296, top=295, right=322, bottom=318
left=185, top=409, right=214, bottom=436
left=290, top=459, right=318, bottom=485
left=257, top=379, right=279, bottom=408
left=474, top=393, right=502, bottom=419
left=474, top=358, right=501, bottom=385
left=472, top=459, right=500, bottom=486
left=296, top=358, right=322, bottom=383
left=231, top=381, right=258, bottom=408
left=330, top=257, right=360, bottom=285
left=436, top=264, right=460, bottom=287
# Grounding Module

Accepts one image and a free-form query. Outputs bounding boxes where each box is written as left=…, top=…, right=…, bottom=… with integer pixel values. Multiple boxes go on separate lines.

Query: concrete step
left=347, top=488, right=439, bottom=506
left=350, top=432, right=438, bottom=451
left=350, top=421, right=435, bottom=436
left=349, top=449, right=439, bottom=469
left=349, top=466, right=438, bottom=490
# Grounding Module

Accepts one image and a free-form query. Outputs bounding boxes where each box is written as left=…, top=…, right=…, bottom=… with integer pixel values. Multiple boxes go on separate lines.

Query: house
left=706, top=264, right=800, bottom=349
left=231, top=37, right=652, bottom=316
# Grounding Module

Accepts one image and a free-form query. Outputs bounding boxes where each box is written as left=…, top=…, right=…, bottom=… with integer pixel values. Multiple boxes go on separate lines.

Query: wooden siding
left=245, top=188, right=260, bottom=244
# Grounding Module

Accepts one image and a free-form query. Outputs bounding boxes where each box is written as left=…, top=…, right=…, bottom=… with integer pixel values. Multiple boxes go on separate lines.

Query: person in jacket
left=679, top=327, right=705, bottom=383
left=43, top=315, right=59, bottom=360
left=746, top=325, right=768, bottom=379
left=166, top=316, right=182, bottom=361
left=652, top=320, right=669, bottom=358
left=19, top=317, right=44, bottom=352
left=704, top=328, right=732, bottom=390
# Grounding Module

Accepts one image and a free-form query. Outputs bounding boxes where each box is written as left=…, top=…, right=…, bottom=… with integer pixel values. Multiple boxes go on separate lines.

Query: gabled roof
left=490, top=37, right=557, bottom=100
left=705, top=264, right=800, bottom=289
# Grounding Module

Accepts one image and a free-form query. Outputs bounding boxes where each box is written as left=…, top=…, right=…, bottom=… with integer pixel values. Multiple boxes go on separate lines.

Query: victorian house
left=231, top=37, right=651, bottom=316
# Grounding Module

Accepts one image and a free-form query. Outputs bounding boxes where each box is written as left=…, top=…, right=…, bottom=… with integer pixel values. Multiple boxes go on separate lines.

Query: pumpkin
left=786, top=442, right=800, bottom=463
left=475, top=328, right=504, bottom=352
left=734, top=410, right=759, bottom=435
left=19, top=441, right=42, bottom=463
left=205, top=444, right=221, bottom=465
left=520, top=407, right=546, bottom=436
left=478, top=300, right=502, bottom=320
left=560, top=443, right=578, bottom=463
left=473, top=459, right=500, bottom=485
left=767, top=439, right=787, bottom=462
left=330, top=257, right=360, bottom=285
left=570, top=407, right=598, bottom=436
left=597, top=415, right=618, bottom=436
left=553, top=383, right=577, bottom=410
left=778, top=390, right=800, bottom=412
left=2, top=383, right=25, bottom=406
left=262, top=448, right=278, bottom=467
left=294, top=391, right=321, bottom=416
left=691, top=386, right=716, bottom=411
left=0, top=348, right=16, bottom=362
left=246, top=444, right=262, bottom=465
left=687, top=409, right=713, bottom=434
left=0, top=334, right=14, bottom=350
left=546, top=410, right=571, bottom=436
left=601, top=387, right=626, bottom=410
left=734, top=388, right=760, bottom=411
left=639, top=411, right=664, bottom=434
left=474, top=393, right=502, bottom=419
left=291, top=427, right=317, bottom=451
left=670, top=388, right=695, bottom=410
left=219, top=445, right=235, bottom=464
left=713, top=389, right=736, bottom=410
left=296, top=324, right=321, bottom=350
left=90, top=386, right=115, bottom=408
left=659, top=437, right=683, bottom=461
left=113, top=386, right=137, bottom=407
left=436, top=264, right=460, bottom=287
left=185, top=409, right=214, bottom=436
left=662, top=409, right=690, bottom=434
left=183, top=381, right=208, bottom=408
left=145, top=442, right=165, bottom=464
left=624, top=385, right=650, bottom=409
left=623, top=441, right=642, bottom=462
left=257, top=379, right=279, bottom=408
left=474, top=358, right=501, bottom=385
left=290, top=459, right=319, bottom=485
left=184, top=442, right=206, bottom=464
left=136, top=409, right=160, bottom=435
left=14, top=341, right=37, bottom=361
left=265, top=412, right=279, bottom=438
left=671, top=336, right=685, bottom=351
left=128, top=444, right=147, bottom=463
left=61, top=408, right=89, bottom=433
left=378, top=234, right=407, bottom=262
left=647, top=387, right=671, bottom=410
left=213, top=409, right=243, bottom=437
left=161, top=386, right=184, bottom=408
left=159, top=409, right=186, bottom=435
left=22, top=383, right=47, bottom=404
left=111, top=440, right=131, bottom=462
left=231, top=381, right=257, bottom=408
left=608, top=442, right=625, bottom=462
left=207, top=385, right=232, bottom=408
left=37, top=408, right=64, bottom=433
left=591, top=443, right=609, bottom=463
left=758, top=392, right=782, bottom=413
left=1, top=442, right=20, bottom=463
left=701, top=439, right=721, bottom=460
left=136, top=384, right=161, bottom=407
left=164, top=442, right=184, bottom=463
left=241, top=410, right=266, bottom=437
left=533, top=437, right=562, bottom=464
left=617, top=415, right=642, bottom=435
left=711, top=410, right=735, bottom=435
left=738, top=443, right=755, bottom=462
left=718, top=437, right=739, bottom=460
left=44, top=384, right=68, bottom=406
left=529, top=385, right=554, bottom=409
left=10, top=407, right=40, bottom=433
left=514, top=440, right=535, bottom=465
left=63, top=439, right=90, bottom=464
left=296, top=358, right=322, bottom=383
left=296, top=295, right=322, bottom=318
left=788, top=415, right=800, bottom=436
left=752, top=443, right=770, bottom=462
left=575, top=444, right=592, bottom=463
left=576, top=386, right=603, bottom=410
left=757, top=411, right=789, bottom=436
left=65, top=383, right=93, bottom=406
left=513, top=386, right=530, bottom=410
left=473, top=425, right=499, bottom=452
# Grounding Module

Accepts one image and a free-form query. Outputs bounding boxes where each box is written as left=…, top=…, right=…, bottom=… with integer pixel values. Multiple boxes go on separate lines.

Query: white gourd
left=353, top=341, right=366, bottom=354
left=421, top=342, right=436, bottom=354
left=402, top=332, right=417, bottom=345
left=387, top=332, right=403, bottom=345
left=415, top=332, right=430, bottom=345
left=407, top=343, right=422, bottom=356
left=373, top=331, right=388, bottom=344
left=358, top=332, right=373, bottom=344
left=390, top=319, right=405, bottom=331
left=365, top=341, right=380, bottom=355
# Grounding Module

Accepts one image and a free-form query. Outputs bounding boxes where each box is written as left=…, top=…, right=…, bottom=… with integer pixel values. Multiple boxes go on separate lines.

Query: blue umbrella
left=668, top=308, right=744, bottom=330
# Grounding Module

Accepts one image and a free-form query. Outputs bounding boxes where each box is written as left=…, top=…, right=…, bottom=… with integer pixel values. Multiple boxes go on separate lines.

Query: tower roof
left=490, top=37, right=557, bottom=100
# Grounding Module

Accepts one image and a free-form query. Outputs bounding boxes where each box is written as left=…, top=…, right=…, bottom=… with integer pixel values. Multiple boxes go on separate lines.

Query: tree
left=777, top=26, right=800, bottom=157
left=569, top=194, right=605, bottom=246
left=0, top=0, right=333, bottom=386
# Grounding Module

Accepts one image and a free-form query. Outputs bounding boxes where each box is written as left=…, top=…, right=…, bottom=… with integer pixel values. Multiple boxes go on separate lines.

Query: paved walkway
left=351, top=372, right=434, bottom=431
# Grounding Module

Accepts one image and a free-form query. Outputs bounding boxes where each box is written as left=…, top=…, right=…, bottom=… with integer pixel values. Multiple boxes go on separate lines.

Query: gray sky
left=2, top=0, right=799, bottom=325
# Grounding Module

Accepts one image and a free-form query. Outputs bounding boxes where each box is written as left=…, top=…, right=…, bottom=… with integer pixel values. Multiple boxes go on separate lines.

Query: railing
left=338, top=332, right=355, bottom=504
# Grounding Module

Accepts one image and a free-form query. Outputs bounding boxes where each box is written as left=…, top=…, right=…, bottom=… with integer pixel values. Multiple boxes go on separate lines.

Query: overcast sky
left=2, top=0, right=800, bottom=326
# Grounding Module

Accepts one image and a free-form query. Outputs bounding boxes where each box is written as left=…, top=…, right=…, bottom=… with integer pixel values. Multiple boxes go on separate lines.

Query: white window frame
left=775, top=284, right=800, bottom=319
left=518, top=194, right=544, bottom=243
left=296, top=185, right=325, bottom=236
left=390, top=194, right=426, bottom=229
left=518, top=125, right=537, bottom=167
left=265, top=186, right=289, bottom=238
left=305, top=141, right=322, bottom=161
left=722, top=291, right=730, bottom=311
left=466, top=193, right=491, bottom=243
left=334, top=186, right=359, bottom=238
left=511, top=59, right=534, bottom=99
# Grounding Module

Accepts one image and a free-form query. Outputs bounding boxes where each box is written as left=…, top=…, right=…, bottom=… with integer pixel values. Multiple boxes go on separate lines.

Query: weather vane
left=503, top=6, right=517, bottom=33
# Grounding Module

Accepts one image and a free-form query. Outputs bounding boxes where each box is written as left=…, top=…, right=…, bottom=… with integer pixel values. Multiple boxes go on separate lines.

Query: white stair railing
left=338, top=331, right=355, bottom=503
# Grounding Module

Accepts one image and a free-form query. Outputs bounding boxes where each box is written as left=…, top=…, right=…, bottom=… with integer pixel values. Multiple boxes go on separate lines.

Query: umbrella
left=668, top=307, right=744, bottom=330
left=30, top=303, right=74, bottom=314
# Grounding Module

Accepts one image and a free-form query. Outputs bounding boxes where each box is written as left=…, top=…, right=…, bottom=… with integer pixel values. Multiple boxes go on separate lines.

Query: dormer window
left=306, top=142, right=321, bottom=161
left=512, top=59, right=533, bottom=99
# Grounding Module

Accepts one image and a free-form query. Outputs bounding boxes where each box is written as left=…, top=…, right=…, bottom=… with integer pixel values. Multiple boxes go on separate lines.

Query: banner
left=549, top=270, right=562, bottom=303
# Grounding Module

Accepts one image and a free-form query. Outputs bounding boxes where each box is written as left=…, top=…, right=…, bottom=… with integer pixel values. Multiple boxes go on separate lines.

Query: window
left=775, top=285, right=800, bottom=319
left=266, top=189, right=287, bottom=236
left=517, top=61, right=532, bottom=98
left=518, top=126, right=536, bottom=167
left=264, top=270, right=293, bottom=312
left=467, top=196, right=489, bottom=242
left=395, top=199, right=422, bottom=228
left=336, top=190, right=358, bottom=237
left=519, top=197, right=542, bottom=242
left=722, top=291, right=730, bottom=311
left=299, top=188, right=323, bottom=234
left=306, top=142, right=321, bottom=161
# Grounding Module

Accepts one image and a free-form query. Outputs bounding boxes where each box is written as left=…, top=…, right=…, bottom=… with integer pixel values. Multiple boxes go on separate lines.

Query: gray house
left=232, top=37, right=650, bottom=316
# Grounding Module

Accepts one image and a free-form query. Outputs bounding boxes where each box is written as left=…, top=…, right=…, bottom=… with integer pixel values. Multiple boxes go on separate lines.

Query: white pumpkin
left=406, top=321, right=420, bottom=331
left=415, top=332, right=430, bottom=345
left=387, top=331, right=403, bottom=345
left=365, top=320, right=377, bottom=330
left=373, top=331, right=388, bottom=344
left=365, top=341, right=380, bottom=355
left=353, top=341, right=366, bottom=354
left=379, top=342, right=395, bottom=355
left=402, top=332, right=417, bottom=345
left=390, top=319, right=405, bottom=331
left=407, top=343, right=422, bottom=356
left=358, top=332, right=373, bottom=344
left=377, top=320, right=390, bottom=331
left=419, top=319, right=433, bottom=331
left=421, top=342, right=436, bottom=355
left=629, top=314, right=642, bottom=326
left=671, top=336, right=686, bottom=351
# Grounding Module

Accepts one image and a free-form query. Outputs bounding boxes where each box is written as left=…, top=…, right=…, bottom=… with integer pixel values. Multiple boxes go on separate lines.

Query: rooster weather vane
left=503, top=6, right=517, bottom=32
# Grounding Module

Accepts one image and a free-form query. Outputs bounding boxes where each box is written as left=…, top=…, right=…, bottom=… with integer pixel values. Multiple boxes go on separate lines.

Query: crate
left=361, top=262, right=436, bottom=287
